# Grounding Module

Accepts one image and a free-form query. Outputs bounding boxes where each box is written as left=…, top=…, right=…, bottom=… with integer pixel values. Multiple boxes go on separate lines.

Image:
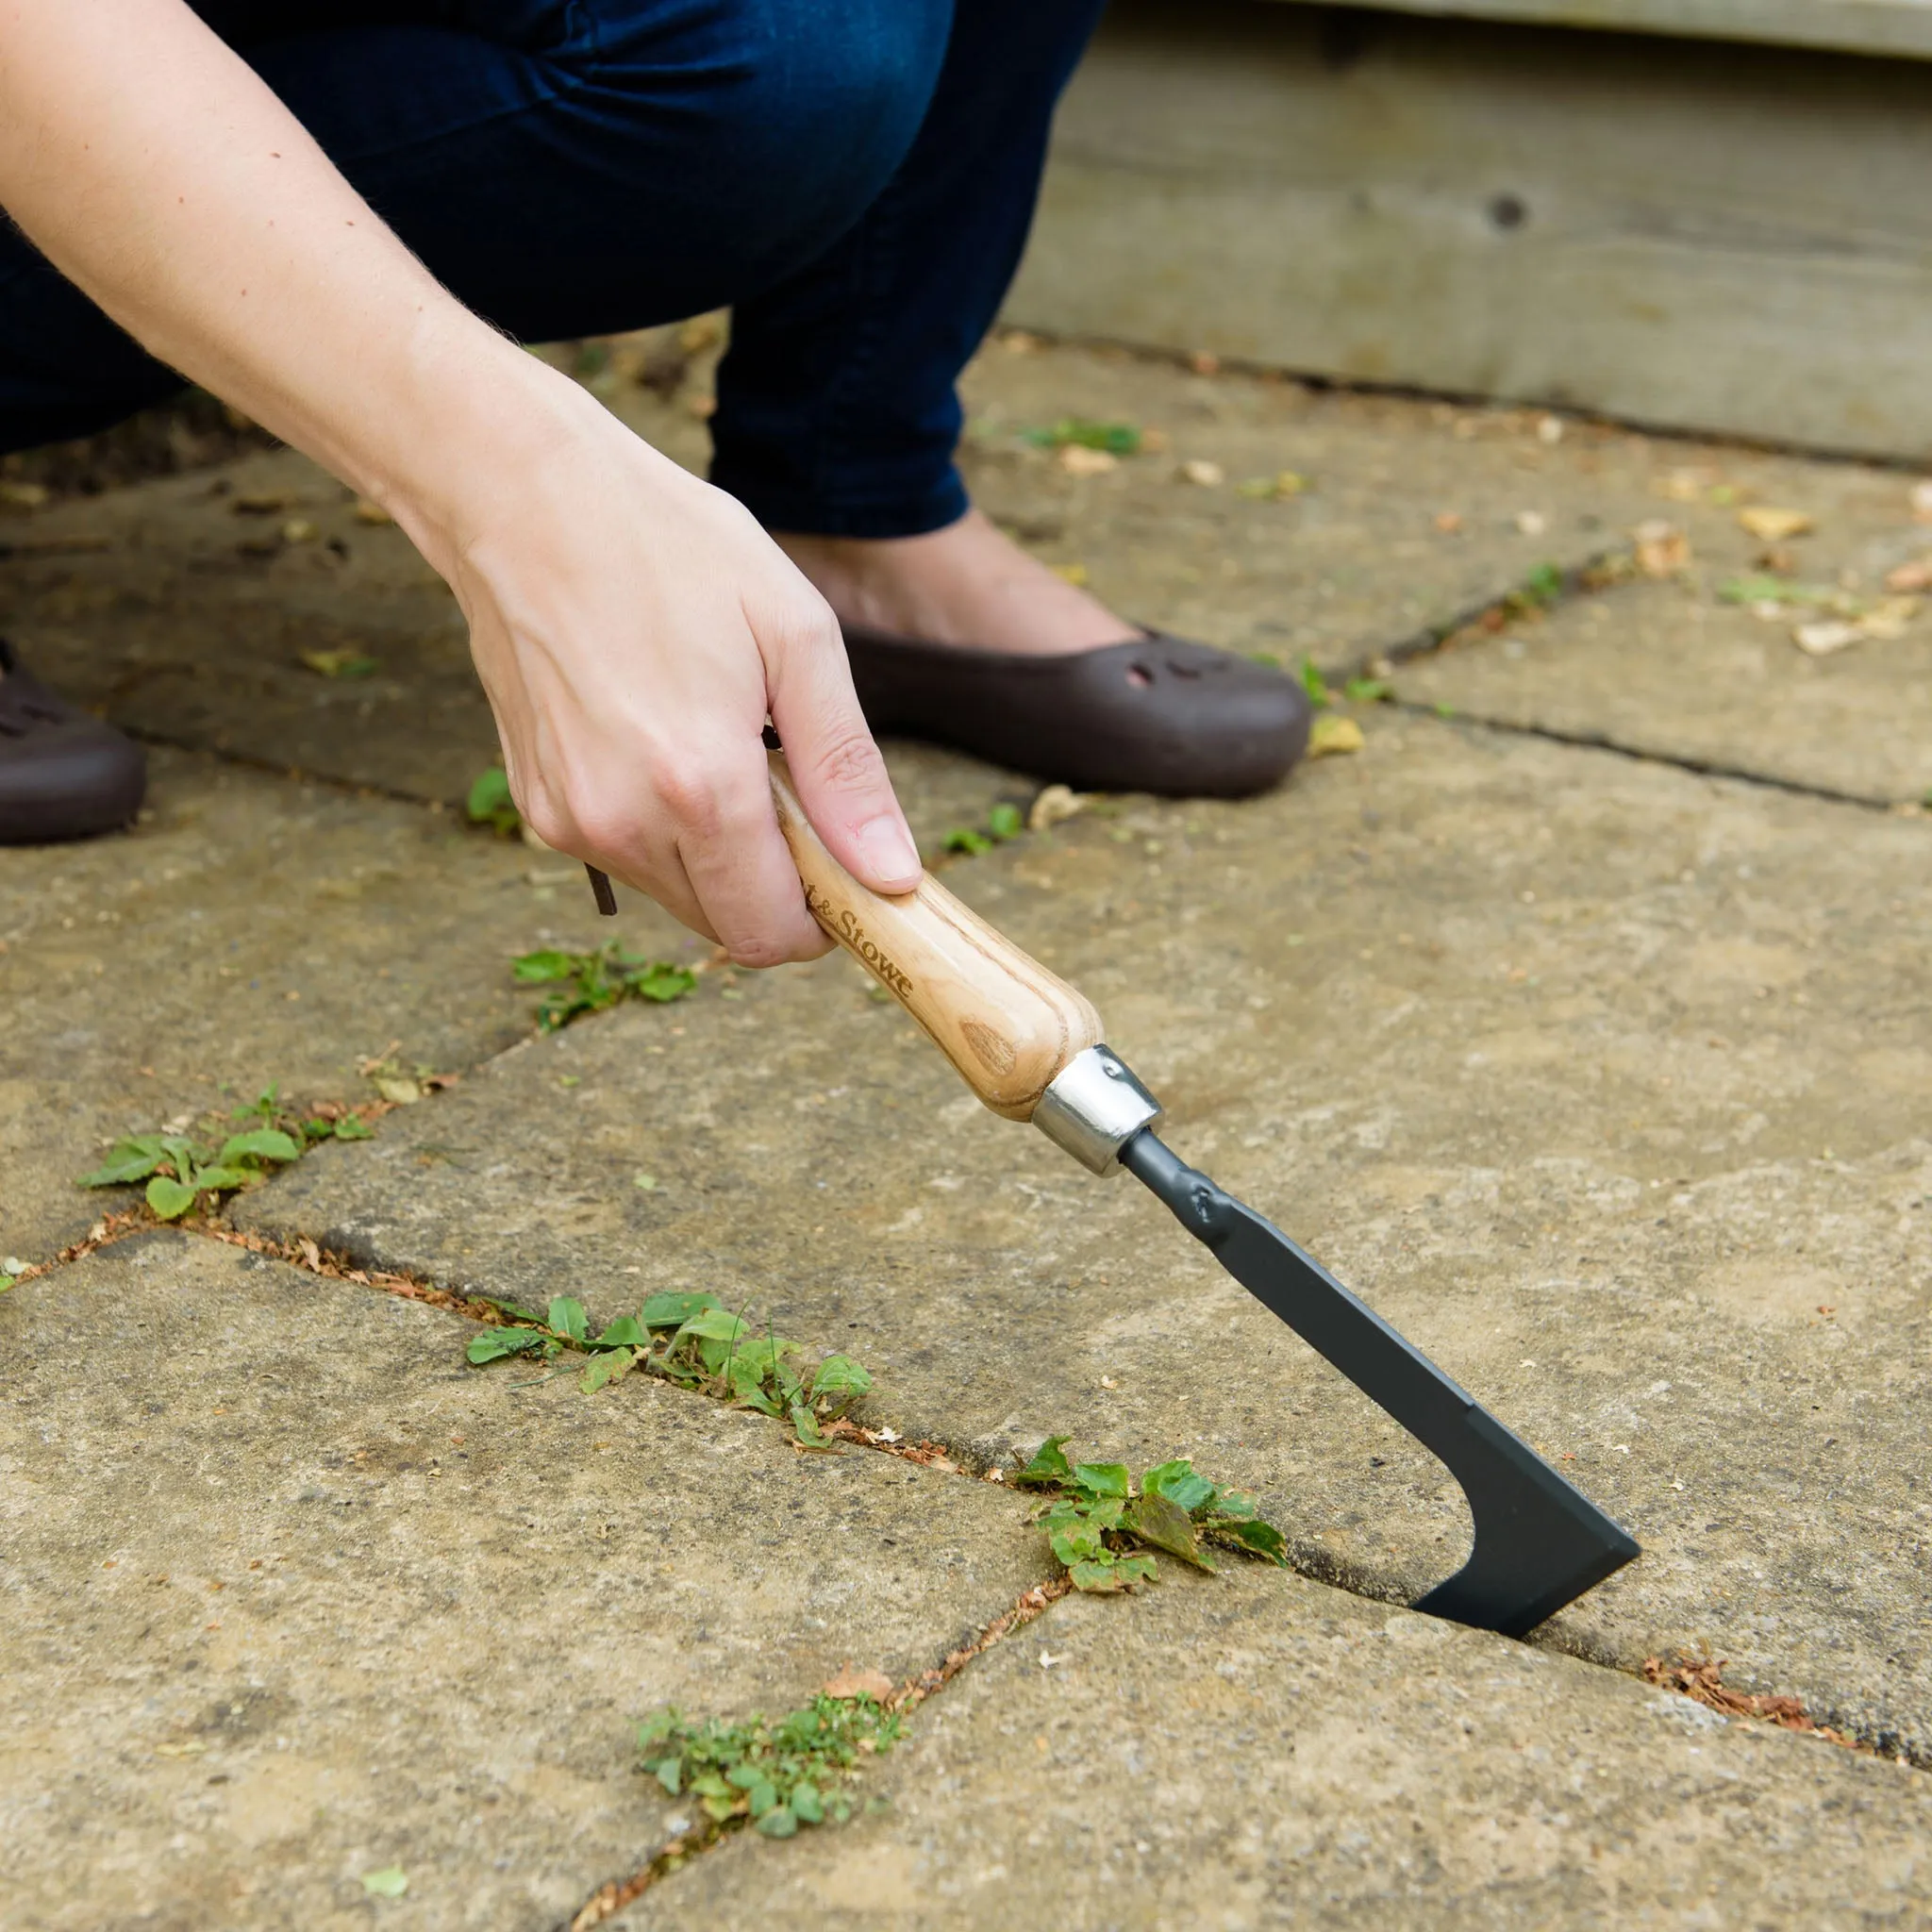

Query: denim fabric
left=0, top=0, right=1102, bottom=535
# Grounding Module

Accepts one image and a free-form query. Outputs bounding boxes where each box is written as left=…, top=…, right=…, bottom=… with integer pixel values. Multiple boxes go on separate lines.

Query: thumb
left=766, top=612, right=923, bottom=896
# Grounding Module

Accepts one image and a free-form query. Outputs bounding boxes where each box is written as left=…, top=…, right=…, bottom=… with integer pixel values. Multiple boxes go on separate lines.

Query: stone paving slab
left=1397, top=451, right=1932, bottom=803
left=238, top=714, right=1932, bottom=1755
left=0, top=744, right=695, bottom=1267
left=0, top=1231, right=1049, bottom=1931
left=623, top=1563, right=1932, bottom=1932
left=4, top=332, right=1665, bottom=819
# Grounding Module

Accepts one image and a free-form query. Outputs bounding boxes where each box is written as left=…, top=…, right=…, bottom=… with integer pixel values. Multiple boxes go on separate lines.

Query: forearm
left=0, top=0, right=558, bottom=552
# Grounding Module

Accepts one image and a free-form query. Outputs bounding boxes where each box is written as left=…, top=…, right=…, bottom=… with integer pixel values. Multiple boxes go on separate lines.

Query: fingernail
left=855, top=814, right=921, bottom=885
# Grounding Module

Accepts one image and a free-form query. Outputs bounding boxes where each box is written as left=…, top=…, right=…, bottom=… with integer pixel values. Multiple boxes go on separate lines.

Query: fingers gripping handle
left=768, top=755, right=1103, bottom=1119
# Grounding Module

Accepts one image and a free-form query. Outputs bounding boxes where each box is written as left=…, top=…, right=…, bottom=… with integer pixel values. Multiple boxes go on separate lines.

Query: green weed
left=1343, top=675, right=1393, bottom=703
left=465, top=766, right=521, bottom=835
left=1299, top=657, right=1331, bottom=708
left=1021, top=418, right=1141, bottom=456
left=512, top=944, right=696, bottom=1030
left=466, top=1290, right=871, bottom=1443
left=75, top=1083, right=371, bottom=1221
left=637, top=1691, right=902, bottom=1840
left=1012, top=1438, right=1288, bottom=1592
left=941, top=799, right=1026, bottom=858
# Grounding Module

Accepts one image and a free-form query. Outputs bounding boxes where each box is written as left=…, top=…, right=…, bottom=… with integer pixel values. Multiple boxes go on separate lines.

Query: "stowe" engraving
left=804, top=884, right=915, bottom=997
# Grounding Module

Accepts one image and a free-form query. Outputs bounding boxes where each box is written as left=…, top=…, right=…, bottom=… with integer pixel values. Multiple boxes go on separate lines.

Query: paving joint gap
left=558, top=1573, right=1075, bottom=1929
left=121, top=721, right=458, bottom=814
left=1391, top=701, right=1917, bottom=813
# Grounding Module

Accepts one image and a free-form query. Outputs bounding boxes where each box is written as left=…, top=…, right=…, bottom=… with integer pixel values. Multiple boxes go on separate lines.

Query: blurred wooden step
left=1008, top=0, right=1932, bottom=460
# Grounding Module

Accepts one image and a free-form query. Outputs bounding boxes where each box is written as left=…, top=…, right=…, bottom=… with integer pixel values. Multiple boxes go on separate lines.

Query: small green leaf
left=76, top=1136, right=169, bottom=1188
left=641, top=1291, right=720, bottom=1329
left=942, top=826, right=992, bottom=856
left=809, top=1354, right=872, bottom=1407
left=1071, top=1461, right=1130, bottom=1499
left=726, top=1762, right=766, bottom=1791
left=1023, top=417, right=1141, bottom=455
left=185, top=1165, right=251, bottom=1192
left=987, top=802, right=1024, bottom=841
left=675, top=1306, right=747, bottom=1344
left=1343, top=675, right=1393, bottom=703
left=746, top=1780, right=780, bottom=1819
left=790, top=1402, right=830, bottom=1448
left=218, top=1128, right=301, bottom=1166
left=653, top=1757, right=682, bottom=1795
left=1125, top=1491, right=1216, bottom=1571
left=580, top=1346, right=635, bottom=1392
left=628, top=962, right=696, bottom=1004
left=466, top=1327, right=547, bottom=1364
left=1050, top=1524, right=1106, bottom=1567
left=334, top=1114, right=375, bottom=1141
left=594, top=1315, right=646, bottom=1349
left=1299, top=656, right=1331, bottom=707
left=360, top=1867, right=408, bottom=1900
left=1520, top=560, right=1563, bottom=607
left=1069, top=1556, right=1129, bottom=1592
left=145, top=1175, right=198, bottom=1221
left=637, top=1707, right=679, bottom=1747
left=512, top=948, right=580, bottom=984
left=1210, top=1515, right=1290, bottom=1565
left=547, top=1296, right=589, bottom=1343
left=0, top=1274, right=15, bottom=1293
left=1012, top=1436, right=1074, bottom=1488
left=1142, top=1458, right=1217, bottom=1517
left=790, top=1781, right=824, bottom=1824
left=755, top=1803, right=798, bottom=1838
left=466, top=766, right=519, bottom=832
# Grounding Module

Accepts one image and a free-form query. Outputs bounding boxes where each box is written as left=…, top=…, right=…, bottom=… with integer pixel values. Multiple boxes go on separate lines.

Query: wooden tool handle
left=769, top=755, right=1103, bottom=1120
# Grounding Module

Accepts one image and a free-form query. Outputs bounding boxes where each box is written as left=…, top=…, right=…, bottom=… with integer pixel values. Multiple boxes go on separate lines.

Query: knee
left=592, top=0, right=952, bottom=268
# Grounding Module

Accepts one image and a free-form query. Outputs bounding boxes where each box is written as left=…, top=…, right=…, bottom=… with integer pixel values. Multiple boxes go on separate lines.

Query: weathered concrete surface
left=8, top=330, right=1668, bottom=810
left=0, top=1232, right=1050, bottom=1930
left=0, top=744, right=694, bottom=1267
left=240, top=714, right=1932, bottom=1756
left=1401, top=448, right=1932, bottom=802
left=623, top=1563, right=1932, bottom=1931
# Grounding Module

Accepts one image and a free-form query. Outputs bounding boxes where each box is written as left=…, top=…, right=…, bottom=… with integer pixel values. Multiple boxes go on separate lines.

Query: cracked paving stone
left=0, top=1231, right=1049, bottom=1931
left=240, top=713, right=1932, bottom=1759
left=615, top=1561, right=1932, bottom=1931
left=1398, top=443, right=1932, bottom=804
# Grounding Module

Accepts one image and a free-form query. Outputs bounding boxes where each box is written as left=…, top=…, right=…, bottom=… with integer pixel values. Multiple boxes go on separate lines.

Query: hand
left=416, top=360, right=922, bottom=965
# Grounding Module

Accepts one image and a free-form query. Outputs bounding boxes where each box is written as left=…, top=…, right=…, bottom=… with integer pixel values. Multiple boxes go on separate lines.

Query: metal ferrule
left=1031, top=1045, right=1162, bottom=1174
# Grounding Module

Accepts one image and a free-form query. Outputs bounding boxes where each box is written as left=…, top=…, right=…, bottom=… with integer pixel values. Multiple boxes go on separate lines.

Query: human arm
left=0, top=0, right=921, bottom=959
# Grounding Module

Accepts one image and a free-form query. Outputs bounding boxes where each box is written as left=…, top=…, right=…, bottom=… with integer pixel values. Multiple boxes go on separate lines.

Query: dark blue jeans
left=0, top=0, right=1105, bottom=536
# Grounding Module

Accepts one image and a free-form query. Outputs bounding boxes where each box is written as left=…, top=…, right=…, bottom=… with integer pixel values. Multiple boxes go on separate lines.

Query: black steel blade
left=1119, top=1130, right=1638, bottom=1637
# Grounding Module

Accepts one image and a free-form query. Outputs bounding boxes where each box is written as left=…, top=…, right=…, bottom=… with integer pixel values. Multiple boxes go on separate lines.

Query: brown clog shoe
left=841, top=624, right=1309, bottom=797
left=0, top=638, right=145, bottom=843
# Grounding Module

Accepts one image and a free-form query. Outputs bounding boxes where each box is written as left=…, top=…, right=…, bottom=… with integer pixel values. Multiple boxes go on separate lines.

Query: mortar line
left=558, top=1574, right=1075, bottom=1931
left=118, top=722, right=462, bottom=815
left=1396, top=702, right=1914, bottom=814
left=17, top=1200, right=1923, bottom=1822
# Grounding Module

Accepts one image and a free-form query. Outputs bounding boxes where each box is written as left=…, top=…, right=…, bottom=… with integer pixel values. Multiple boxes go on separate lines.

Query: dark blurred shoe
left=0, top=638, right=145, bottom=843
left=842, top=624, right=1311, bottom=797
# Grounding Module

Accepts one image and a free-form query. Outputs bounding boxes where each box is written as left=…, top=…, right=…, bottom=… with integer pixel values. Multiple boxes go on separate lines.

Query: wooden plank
left=1008, top=0, right=1932, bottom=461
left=1278, top=0, right=1932, bottom=64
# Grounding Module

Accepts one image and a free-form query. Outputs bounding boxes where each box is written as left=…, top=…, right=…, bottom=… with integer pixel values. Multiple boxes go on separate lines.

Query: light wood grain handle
left=769, top=755, right=1103, bottom=1120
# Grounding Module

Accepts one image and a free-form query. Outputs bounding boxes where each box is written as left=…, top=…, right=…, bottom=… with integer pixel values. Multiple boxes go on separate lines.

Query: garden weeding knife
left=588, top=759, right=1639, bottom=1636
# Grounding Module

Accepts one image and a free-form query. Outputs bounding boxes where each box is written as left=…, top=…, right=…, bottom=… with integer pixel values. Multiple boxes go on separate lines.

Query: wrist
left=354, top=317, right=605, bottom=578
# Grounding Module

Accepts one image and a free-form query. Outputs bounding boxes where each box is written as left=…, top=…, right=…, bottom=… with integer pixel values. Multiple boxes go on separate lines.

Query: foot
left=774, top=508, right=1141, bottom=656
left=0, top=640, right=146, bottom=843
